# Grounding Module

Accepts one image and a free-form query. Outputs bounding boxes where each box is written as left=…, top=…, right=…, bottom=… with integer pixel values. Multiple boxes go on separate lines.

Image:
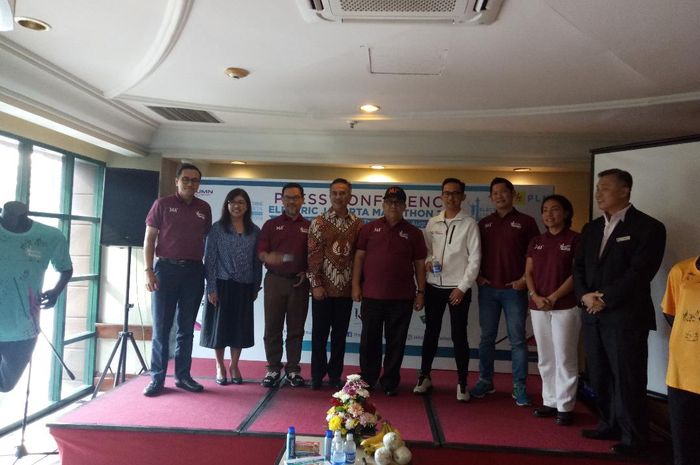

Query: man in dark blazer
left=574, top=168, right=665, bottom=456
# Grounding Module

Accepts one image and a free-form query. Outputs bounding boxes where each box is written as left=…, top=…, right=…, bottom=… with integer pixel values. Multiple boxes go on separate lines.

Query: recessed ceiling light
left=15, top=17, right=51, bottom=31
left=513, top=167, right=531, bottom=172
left=370, top=165, right=385, bottom=170
left=225, top=67, right=250, bottom=79
left=230, top=161, right=246, bottom=165
left=360, top=104, right=380, bottom=113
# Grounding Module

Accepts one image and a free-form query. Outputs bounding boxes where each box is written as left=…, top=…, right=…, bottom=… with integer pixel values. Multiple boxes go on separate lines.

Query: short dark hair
left=442, top=177, right=465, bottom=193
left=490, top=177, right=514, bottom=193
left=330, top=178, right=352, bottom=190
left=176, top=163, right=202, bottom=179
left=541, top=194, right=574, bottom=229
left=219, top=188, right=254, bottom=235
left=282, top=182, right=304, bottom=196
left=598, top=168, right=633, bottom=190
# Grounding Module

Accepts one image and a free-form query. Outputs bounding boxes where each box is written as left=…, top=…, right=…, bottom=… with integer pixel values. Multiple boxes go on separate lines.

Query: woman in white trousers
left=524, top=194, right=580, bottom=426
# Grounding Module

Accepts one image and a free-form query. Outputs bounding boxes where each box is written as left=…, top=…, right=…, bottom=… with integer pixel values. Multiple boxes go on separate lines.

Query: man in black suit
left=574, top=168, right=665, bottom=456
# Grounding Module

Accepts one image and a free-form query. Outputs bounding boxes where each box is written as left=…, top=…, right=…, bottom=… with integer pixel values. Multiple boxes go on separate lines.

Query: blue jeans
left=477, top=286, right=528, bottom=386
left=150, top=260, right=204, bottom=384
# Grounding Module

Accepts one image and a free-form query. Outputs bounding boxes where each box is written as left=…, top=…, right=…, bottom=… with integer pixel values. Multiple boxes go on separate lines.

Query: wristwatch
left=416, top=289, right=425, bottom=294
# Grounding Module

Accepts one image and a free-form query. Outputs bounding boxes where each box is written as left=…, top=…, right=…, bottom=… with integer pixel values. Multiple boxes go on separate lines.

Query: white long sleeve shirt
left=423, top=210, right=481, bottom=292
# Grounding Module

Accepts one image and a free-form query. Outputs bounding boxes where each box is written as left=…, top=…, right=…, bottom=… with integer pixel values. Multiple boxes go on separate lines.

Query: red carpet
left=48, top=359, right=659, bottom=465
left=429, top=369, right=612, bottom=453
left=55, top=375, right=267, bottom=431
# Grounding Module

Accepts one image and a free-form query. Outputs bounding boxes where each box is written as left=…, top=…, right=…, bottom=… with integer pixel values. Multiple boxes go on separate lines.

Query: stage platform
left=48, top=359, right=664, bottom=465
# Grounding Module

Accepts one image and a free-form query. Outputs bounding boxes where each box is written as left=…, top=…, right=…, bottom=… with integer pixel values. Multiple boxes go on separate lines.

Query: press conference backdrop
left=191, top=178, right=553, bottom=373
left=592, top=136, right=700, bottom=396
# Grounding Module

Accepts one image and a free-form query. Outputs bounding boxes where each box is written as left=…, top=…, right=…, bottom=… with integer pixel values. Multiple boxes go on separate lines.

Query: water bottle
left=286, top=426, right=296, bottom=459
left=344, top=432, right=356, bottom=464
left=431, top=255, right=442, bottom=276
left=323, top=429, right=333, bottom=461
left=330, top=430, right=346, bottom=465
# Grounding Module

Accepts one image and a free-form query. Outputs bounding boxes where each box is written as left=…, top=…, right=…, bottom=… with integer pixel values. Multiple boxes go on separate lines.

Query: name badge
left=616, top=235, right=631, bottom=242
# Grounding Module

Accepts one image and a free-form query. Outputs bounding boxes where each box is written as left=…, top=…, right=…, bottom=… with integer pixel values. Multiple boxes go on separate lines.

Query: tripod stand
left=0, top=331, right=76, bottom=462
left=93, top=246, right=148, bottom=398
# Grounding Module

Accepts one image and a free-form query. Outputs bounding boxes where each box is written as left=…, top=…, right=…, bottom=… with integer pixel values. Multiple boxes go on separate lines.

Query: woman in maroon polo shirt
left=524, top=194, right=580, bottom=426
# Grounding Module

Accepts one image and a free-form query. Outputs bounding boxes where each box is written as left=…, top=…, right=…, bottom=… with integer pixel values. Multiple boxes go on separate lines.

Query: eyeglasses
left=283, top=195, right=302, bottom=201
left=442, top=191, right=463, bottom=197
left=228, top=200, right=247, bottom=206
left=179, top=176, right=201, bottom=184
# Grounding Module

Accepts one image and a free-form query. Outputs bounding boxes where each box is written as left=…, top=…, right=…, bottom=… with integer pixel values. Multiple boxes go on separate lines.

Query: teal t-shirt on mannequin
left=0, top=222, right=72, bottom=342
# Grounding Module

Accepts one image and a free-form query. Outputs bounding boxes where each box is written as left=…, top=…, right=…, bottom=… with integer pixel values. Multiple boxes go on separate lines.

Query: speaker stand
left=93, top=246, right=148, bottom=397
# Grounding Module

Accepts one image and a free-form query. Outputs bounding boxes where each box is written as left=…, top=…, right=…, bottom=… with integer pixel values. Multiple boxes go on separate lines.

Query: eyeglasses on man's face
left=179, top=176, right=201, bottom=184
left=442, top=190, right=463, bottom=197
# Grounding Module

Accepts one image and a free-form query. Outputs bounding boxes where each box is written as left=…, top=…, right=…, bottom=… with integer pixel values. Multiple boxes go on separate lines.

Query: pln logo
left=514, top=191, right=525, bottom=205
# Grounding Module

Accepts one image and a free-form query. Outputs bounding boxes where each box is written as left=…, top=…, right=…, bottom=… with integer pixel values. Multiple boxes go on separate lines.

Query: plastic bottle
left=431, top=255, right=442, bottom=276
left=330, top=430, right=346, bottom=465
left=344, top=432, right=356, bottom=464
left=286, top=426, right=296, bottom=459
left=323, top=429, right=333, bottom=461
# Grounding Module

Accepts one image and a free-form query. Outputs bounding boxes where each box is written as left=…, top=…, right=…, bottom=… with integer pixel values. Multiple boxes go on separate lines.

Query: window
left=0, top=135, right=19, bottom=203
left=0, top=131, right=104, bottom=434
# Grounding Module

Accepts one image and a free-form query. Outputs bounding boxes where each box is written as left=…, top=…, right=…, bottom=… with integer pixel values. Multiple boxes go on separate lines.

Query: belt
left=267, top=269, right=300, bottom=279
left=158, top=258, right=201, bottom=266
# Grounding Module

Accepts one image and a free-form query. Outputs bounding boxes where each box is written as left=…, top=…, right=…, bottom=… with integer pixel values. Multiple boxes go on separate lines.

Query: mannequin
left=0, top=201, right=73, bottom=392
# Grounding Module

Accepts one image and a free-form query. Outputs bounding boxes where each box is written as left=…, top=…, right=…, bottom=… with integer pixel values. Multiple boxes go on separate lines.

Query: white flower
left=347, top=374, right=362, bottom=382
left=356, top=388, right=369, bottom=398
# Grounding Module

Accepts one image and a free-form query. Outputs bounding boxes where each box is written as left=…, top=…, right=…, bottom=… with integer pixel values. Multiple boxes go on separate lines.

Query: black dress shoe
left=555, top=411, right=574, bottom=426
left=216, top=377, right=228, bottom=385
left=230, top=377, right=243, bottom=385
left=310, top=379, right=322, bottom=390
left=384, top=389, right=398, bottom=397
left=610, top=443, right=647, bottom=456
left=533, top=406, right=557, bottom=418
left=175, top=378, right=204, bottom=392
left=329, top=378, right=344, bottom=389
left=143, top=381, right=164, bottom=397
left=581, top=429, right=621, bottom=440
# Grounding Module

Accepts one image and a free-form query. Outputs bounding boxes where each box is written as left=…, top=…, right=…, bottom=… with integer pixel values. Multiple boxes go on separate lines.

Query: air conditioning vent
left=299, top=0, right=504, bottom=24
left=147, top=106, right=221, bottom=123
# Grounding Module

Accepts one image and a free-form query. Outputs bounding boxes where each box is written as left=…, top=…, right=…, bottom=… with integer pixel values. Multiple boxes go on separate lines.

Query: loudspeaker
left=101, top=168, right=160, bottom=247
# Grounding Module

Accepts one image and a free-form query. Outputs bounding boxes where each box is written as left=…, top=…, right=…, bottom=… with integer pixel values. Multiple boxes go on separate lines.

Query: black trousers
left=582, top=318, right=649, bottom=446
left=0, top=337, right=37, bottom=392
left=359, top=298, right=413, bottom=392
left=420, top=285, right=471, bottom=384
left=668, top=386, right=700, bottom=465
left=311, top=296, right=353, bottom=383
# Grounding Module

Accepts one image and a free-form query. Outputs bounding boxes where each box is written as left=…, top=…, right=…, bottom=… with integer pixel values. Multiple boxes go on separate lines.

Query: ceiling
left=1, top=0, right=699, bottom=171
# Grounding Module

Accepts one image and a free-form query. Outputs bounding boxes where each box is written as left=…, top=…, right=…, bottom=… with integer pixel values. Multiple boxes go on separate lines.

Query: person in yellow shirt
left=661, top=256, right=700, bottom=465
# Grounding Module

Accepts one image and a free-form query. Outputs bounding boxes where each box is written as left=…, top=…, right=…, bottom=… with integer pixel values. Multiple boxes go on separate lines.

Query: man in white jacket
left=413, top=178, right=481, bottom=401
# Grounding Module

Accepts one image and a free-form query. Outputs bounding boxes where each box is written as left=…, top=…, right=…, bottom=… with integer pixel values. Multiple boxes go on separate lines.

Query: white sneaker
left=412, top=376, right=432, bottom=394
left=457, top=384, right=470, bottom=402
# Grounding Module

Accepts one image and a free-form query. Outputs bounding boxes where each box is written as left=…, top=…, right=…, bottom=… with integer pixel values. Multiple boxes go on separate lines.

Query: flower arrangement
left=326, top=374, right=380, bottom=438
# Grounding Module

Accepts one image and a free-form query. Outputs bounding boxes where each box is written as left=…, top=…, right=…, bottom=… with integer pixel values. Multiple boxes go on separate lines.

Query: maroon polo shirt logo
left=510, top=221, right=522, bottom=229
left=560, top=243, right=571, bottom=252
left=276, top=225, right=285, bottom=231
left=399, top=230, right=409, bottom=239
left=169, top=207, right=178, bottom=213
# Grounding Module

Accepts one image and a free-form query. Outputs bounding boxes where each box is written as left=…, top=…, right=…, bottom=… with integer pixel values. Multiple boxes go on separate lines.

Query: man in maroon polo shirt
left=257, top=182, right=310, bottom=388
left=143, top=163, right=212, bottom=397
left=352, top=186, right=427, bottom=396
left=472, top=177, right=539, bottom=407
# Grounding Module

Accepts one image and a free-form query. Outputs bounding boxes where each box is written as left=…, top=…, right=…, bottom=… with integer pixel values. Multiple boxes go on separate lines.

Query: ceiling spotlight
left=225, top=67, right=250, bottom=79
left=360, top=104, right=380, bottom=113
left=230, top=161, right=246, bottom=165
left=513, top=167, right=531, bottom=172
left=15, top=16, right=51, bottom=31
left=370, top=165, right=385, bottom=170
